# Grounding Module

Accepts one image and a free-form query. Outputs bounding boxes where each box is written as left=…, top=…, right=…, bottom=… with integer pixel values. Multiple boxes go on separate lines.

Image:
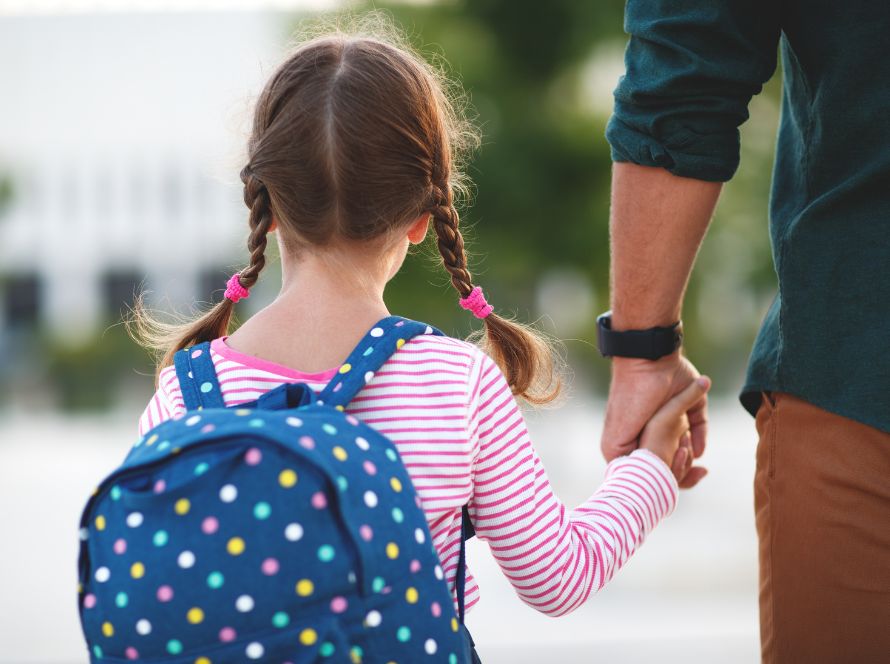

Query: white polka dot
left=364, top=371, right=374, bottom=383
left=285, top=523, right=304, bottom=541
left=187, top=371, right=193, bottom=379
left=425, top=638, right=437, bottom=654
left=355, top=437, right=370, bottom=451
left=365, top=610, right=382, bottom=627
left=363, top=490, right=378, bottom=508
left=219, top=484, right=238, bottom=503
left=78, top=527, right=89, bottom=541
left=94, top=567, right=110, bottom=583
left=185, top=415, right=201, bottom=426
left=235, top=595, right=254, bottom=612
left=348, top=571, right=356, bottom=584
left=246, top=642, right=264, bottom=659
left=415, top=528, right=426, bottom=544
left=370, top=327, right=384, bottom=337
left=177, top=551, right=195, bottom=569
left=126, top=512, right=144, bottom=528
left=286, top=416, right=303, bottom=427
left=434, top=565, right=444, bottom=580
left=136, top=619, right=152, bottom=635
left=424, top=325, right=433, bottom=334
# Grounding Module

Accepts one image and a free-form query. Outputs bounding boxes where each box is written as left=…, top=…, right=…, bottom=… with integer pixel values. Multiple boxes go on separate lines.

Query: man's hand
left=601, top=352, right=709, bottom=488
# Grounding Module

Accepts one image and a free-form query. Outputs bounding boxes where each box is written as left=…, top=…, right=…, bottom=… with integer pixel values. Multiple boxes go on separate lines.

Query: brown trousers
left=755, top=392, right=890, bottom=663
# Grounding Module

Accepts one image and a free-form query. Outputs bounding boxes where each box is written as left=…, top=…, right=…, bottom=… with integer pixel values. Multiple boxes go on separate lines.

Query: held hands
left=602, top=354, right=710, bottom=488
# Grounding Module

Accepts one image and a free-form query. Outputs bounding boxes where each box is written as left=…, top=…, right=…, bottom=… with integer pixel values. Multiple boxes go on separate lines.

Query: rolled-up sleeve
left=606, top=0, right=781, bottom=182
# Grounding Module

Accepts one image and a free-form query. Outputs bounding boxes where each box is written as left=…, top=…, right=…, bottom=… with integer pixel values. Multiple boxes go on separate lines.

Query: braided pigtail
left=127, top=166, right=275, bottom=384
left=429, top=183, right=561, bottom=405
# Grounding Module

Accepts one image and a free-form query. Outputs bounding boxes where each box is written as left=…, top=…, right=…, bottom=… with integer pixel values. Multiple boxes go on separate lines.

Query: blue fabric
left=78, top=317, right=468, bottom=663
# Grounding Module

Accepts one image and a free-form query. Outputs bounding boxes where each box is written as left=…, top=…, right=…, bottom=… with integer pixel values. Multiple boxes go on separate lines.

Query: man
left=597, top=1, right=890, bottom=661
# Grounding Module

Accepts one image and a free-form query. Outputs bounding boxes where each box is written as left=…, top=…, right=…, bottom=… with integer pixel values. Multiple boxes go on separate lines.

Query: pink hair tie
left=459, top=286, right=494, bottom=319
left=224, top=273, right=250, bottom=303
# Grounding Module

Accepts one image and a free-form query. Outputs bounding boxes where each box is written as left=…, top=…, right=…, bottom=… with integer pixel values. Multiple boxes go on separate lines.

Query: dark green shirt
left=606, top=1, right=890, bottom=432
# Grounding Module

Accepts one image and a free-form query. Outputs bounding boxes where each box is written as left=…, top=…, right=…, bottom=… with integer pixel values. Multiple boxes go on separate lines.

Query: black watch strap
left=596, top=312, right=682, bottom=360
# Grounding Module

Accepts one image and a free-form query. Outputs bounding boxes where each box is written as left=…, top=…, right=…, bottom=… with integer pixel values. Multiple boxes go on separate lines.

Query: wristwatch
left=596, top=311, right=683, bottom=360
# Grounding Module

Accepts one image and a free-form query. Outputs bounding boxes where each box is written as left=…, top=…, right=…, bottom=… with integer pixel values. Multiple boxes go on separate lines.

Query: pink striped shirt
left=139, top=333, right=678, bottom=616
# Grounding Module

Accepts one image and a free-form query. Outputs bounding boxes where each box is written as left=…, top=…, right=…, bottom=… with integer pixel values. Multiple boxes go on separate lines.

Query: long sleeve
left=137, top=367, right=183, bottom=436
left=606, top=0, right=781, bottom=182
left=466, top=352, right=678, bottom=617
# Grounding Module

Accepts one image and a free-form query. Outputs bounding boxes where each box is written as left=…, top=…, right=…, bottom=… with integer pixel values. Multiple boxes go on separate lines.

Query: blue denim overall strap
left=172, top=341, right=224, bottom=411
left=317, top=316, right=441, bottom=409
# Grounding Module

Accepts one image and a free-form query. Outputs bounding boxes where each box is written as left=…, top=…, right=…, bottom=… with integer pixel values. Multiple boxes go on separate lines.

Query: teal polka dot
left=248, top=418, right=265, bottom=428
left=272, top=611, right=290, bottom=628
left=322, top=423, right=337, bottom=435
left=318, top=545, right=335, bottom=562
left=200, top=382, right=214, bottom=393
left=194, top=462, right=210, bottom=476
left=152, top=530, right=169, bottom=547
left=371, top=576, right=385, bottom=593
left=391, top=507, right=404, bottom=523
left=363, top=346, right=374, bottom=356
left=319, top=642, right=335, bottom=657
left=397, top=626, right=411, bottom=642
left=254, top=502, right=272, bottom=520
left=166, top=639, right=183, bottom=655
left=336, top=476, right=348, bottom=491
left=351, top=646, right=364, bottom=660
left=449, top=654, right=458, bottom=664
left=109, top=486, right=121, bottom=501
left=385, top=449, right=398, bottom=462
left=207, top=571, right=224, bottom=589
left=92, top=645, right=103, bottom=659
left=114, top=591, right=128, bottom=608
left=158, top=441, right=171, bottom=451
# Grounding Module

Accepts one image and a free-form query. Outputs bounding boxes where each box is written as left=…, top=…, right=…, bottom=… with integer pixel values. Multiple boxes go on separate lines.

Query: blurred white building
left=0, top=9, right=289, bottom=344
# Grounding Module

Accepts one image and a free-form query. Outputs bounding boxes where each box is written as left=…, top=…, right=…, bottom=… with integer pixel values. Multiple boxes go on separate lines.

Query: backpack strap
left=317, top=316, right=442, bottom=409
left=457, top=504, right=474, bottom=624
left=173, top=341, right=225, bottom=411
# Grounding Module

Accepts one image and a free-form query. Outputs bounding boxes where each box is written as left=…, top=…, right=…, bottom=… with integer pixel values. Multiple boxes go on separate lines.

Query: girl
left=134, top=23, right=706, bottom=643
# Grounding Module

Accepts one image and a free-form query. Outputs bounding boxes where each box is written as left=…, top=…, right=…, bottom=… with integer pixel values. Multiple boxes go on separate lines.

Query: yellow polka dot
left=78, top=583, right=83, bottom=594
left=195, top=658, right=211, bottom=664
left=235, top=409, right=251, bottom=416
left=390, top=477, right=402, bottom=493
left=130, top=562, right=145, bottom=579
left=226, top=537, right=245, bottom=556
left=146, top=433, right=158, bottom=446
left=101, top=621, right=114, bottom=637
left=339, top=363, right=352, bottom=374
left=396, top=338, right=405, bottom=349
left=451, top=617, right=459, bottom=632
left=296, top=579, right=314, bottom=596
left=405, top=587, right=418, bottom=604
left=351, top=650, right=362, bottom=664
left=91, top=486, right=99, bottom=497
left=386, top=542, right=399, bottom=559
left=335, top=405, right=345, bottom=412
left=174, top=498, right=190, bottom=515
left=95, top=515, right=106, bottom=531
left=333, top=446, right=348, bottom=461
left=172, top=447, right=182, bottom=455
left=299, top=628, right=317, bottom=646
left=187, top=607, right=204, bottom=624
left=279, top=469, right=298, bottom=488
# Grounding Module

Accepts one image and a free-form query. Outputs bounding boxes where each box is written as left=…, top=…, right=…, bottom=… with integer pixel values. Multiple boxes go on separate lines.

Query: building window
left=3, top=273, right=42, bottom=328
left=102, top=270, right=143, bottom=318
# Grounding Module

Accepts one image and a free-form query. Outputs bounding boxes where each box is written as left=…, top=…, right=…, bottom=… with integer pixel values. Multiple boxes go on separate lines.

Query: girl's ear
left=407, top=213, right=430, bottom=245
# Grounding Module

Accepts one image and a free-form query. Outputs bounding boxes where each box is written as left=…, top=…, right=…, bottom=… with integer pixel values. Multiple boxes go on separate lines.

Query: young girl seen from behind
left=133, top=22, right=708, bottom=658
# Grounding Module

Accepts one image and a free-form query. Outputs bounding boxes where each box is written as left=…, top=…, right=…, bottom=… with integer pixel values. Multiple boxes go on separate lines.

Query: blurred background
left=0, top=0, right=780, bottom=661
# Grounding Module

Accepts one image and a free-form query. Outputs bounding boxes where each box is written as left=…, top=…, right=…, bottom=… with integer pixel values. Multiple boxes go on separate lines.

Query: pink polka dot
left=244, top=448, right=262, bottom=465
left=125, top=647, right=139, bottom=660
left=330, top=596, right=348, bottom=613
left=202, top=516, right=219, bottom=535
left=431, top=601, right=441, bottom=617
left=359, top=525, right=373, bottom=541
left=311, top=492, right=327, bottom=509
left=363, top=460, right=377, bottom=476
left=201, top=424, right=216, bottom=434
left=153, top=479, right=166, bottom=494
left=410, top=559, right=421, bottom=573
left=113, top=538, right=127, bottom=555
left=346, top=415, right=359, bottom=426
left=83, top=594, right=96, bottom=609
left=191, top=349, right=203, bottom=359
left=156, top=585, right=174, bottom=602
left=219, top=627, right=236, bottom=643
left=299, top=436, right=315, bottom=450
left=381, top=586, right=392, bottom=595
left=261, top=558, right=279, bottom=575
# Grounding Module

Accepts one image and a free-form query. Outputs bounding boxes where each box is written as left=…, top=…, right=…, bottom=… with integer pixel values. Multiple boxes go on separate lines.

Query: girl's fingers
left=671, top=446, right=689, bottom=480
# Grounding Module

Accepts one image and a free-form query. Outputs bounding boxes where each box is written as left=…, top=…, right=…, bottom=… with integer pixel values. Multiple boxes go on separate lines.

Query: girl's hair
left=130, top=18, right=561, bottom=404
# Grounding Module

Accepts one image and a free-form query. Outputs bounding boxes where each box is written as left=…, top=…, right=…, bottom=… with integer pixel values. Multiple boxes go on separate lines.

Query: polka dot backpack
left=77, top=316, right=474, bottom=664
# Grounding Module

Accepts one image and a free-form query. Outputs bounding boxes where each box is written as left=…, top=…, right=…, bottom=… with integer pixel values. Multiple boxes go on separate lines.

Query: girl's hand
left=639, top=376, right=711, bottom=482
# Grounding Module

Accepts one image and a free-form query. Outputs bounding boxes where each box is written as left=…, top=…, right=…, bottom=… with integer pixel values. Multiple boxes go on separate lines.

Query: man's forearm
left=609, top=162, right=722, bottom=331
